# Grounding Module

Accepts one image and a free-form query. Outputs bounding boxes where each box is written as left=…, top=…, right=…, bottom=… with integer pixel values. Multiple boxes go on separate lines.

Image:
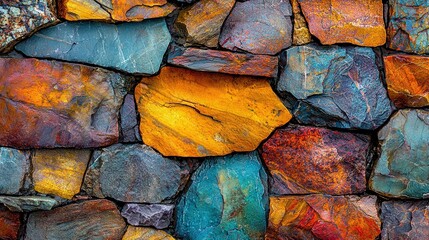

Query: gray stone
left=0, top=147, right=30, bottom=194
left=121, top=203, right=174, bottom=229
left=119, top=94, right=142, bottom=143
left=0, top=196, right=59, bottom=212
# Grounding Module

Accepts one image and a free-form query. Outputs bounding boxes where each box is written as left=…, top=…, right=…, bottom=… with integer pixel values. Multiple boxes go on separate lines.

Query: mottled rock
left=387, top=0, right=429, bottom=54
left=381, top=200, right=429, bottom=240
left=384, top=55, right=429, bottom=108
left=174, top=0, right=235, bottom=47
left=15, top=20, right=171, bottom=74
left=0, top=147, right=30, bottom=194
left=370, top=109, right=429, bottom=199
left=25, top=199, right=126, bottom=240
left=219, top=0, right=292, bottom=55
left=262, top=125, right=370, bottom=195
left=84, top=144, right=189, bottom=202
left=0, top=207, right=21, bottom=240
left=0, top=58, right=128, bottom=148
left=0, top=0, right=57, bottom=53
left=0, top=196, right=59, bottom=212
left=121, top=204, right=174, bottom=229
left=291, top=0, right=312, bottom=45
left=120, top=94, right=142, bottom=143
left=267, top=195, right=381, bottom=240
left=122, top=226, right=175, bottom=240
left=176, top=152, right=268, bottom=240
left=278, top=44, right=394, bottom=130
left=167, top=45, right=278, bottom=77
left=135, top=66, right=291, bottom=157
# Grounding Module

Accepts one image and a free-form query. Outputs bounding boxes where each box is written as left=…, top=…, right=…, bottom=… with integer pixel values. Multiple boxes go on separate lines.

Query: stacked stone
left=0, top=0, right=428, bottom=239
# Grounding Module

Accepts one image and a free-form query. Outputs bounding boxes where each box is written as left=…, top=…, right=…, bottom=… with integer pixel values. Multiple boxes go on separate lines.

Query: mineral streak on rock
left=135, top=66, right=292, bottom=157
left=266, top=195, right=381, bottom=240
left=0, top=58, right=128, bottom=148
left=121, top=203, right=174, bottom=229
left=0, top=196, right=59, bottom=212
left=15, top=19, right=171, bottom=74
left=0, top=147, right=30, bottom=195
left=122, top=226, right=175, bottom=240
left=0, top=206, right=21, bottom=240
left=291, top=0, right=312, bottom=45
left=262, top=125, right=370, bottom=195
left=120, top=94, right=142, bottom=143
left=370, top=109, right=429, bottom=199
left=384, top=55, right=429, bottom=108
left=167, top=45, right=279, bottom=77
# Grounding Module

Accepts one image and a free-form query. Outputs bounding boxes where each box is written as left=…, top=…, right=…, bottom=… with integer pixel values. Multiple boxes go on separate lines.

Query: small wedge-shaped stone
left=291, top=0, right=312, bottom=45
left=370, top=109, right=429, bottom=199
left=120, top=94, right=142, bottom=143
left=0, top=206, right=21, bottom=240
left=15, top=20, right=171, bottom=74
left=122, top=226, right=175, bottom=240
left=0, top=147, right=30, bottom=194
left=25, top=199, right=126, bottom=240
left=0, top=58, right=128, bottom=148
left=121, top=204, right=174, bottom=229
left=135, top=66, right=291, bottom=157
left=384, top=55, right=429, bottom=108
left=0, top=196, right=59, bottom=212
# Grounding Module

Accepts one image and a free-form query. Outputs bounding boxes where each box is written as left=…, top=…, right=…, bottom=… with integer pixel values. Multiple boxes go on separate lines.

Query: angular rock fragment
left=384, top=55, right=429, bottom=108
left=262, top=125, right=370, bottom=195
left=120, top=94, right=142, bottom=143
left=15, top=20, right=171, bottom=74
left=219, top=0, right=292, bottom=55
left=25, top=199, right=126, bottom=240
left=0, top=0, right=57, bottom=53
left=278, top=44, right=394, bottom=130
left=0, top=58, right=128, bottom=148
left=121, top=204, right=174, bottom=229
left=370, top=109, right=429, bottom=199
left=122, top=226, right=175, bottom=240
left=266, top=195, right=381, bottom=240
left=0, top=196, right=59, bottom=212
left=0, top=206, right=21, bottom=240
left=84, top=144, right=190, bottom=202
left=0, top=147, right=30, bottom=194
left=291, top=0, right=312, bottom=45
left=176, top=152, right=268, bottom=240
left=167, top=45, right=278, bottom=77
left=135, top=66, right=291, bottom=157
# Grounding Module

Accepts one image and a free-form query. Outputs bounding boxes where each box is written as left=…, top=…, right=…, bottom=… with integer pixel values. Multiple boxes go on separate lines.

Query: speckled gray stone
left=121, top=203, right=174, bottom=229
left=0, top=147, right=30, bottom=194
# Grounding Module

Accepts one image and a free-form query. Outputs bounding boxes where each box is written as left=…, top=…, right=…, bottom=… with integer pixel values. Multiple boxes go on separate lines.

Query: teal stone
left=0, top=196, right=59, bottom=212
left=0, top=147, right=29, bottom=194
left=176, top=151, right=268, bottom=240
left=15, top=19, right=171, bottom=74
left=370, top=109, right=429, bottom=199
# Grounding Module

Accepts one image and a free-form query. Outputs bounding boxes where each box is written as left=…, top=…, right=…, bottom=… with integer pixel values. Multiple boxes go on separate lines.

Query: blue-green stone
left=0, top=147, right=29, bottom=194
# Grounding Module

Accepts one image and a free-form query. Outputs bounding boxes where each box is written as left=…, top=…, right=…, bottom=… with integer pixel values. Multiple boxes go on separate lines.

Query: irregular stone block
left=0, top=207, right=21, bottom=240
left=15, top=19, right=171, bottom=74
left=167, top=45, right=278, bottom=77
left=0, top=58, right=128, bottom=148
left=176, top=152, right=268, bottom=240
left=262, top=124, right=370, bottom=195
left=297, top=0, right=386, bottom=47
left=0, top=196, right=59, bottom=212
left=122, top=226, right=175, bottom=240
left=84, top=144, right=190, bottom=202
left=291, top=0, right=312, bottom=45
left=0, top=147, right=29, bottom=194
left=174, top=0, right=235, bottom=47
left=278, top=44, right=394, bottom=130
left=135, top=66, right=291, bottom=157
left=25, top=199, right=126, bottom=240
left=121, top=204, right=174, bottom=229
left=120, top=94, right=142, bottom=143
left=219, top=0, right=292, bottom=55
left=370, top=109, right=429, bottom=199
left=384, top=55, right=429, bottom=108
left=381, top=200, right=429, bottom=240
left=0, top=0, right=57, bottom=53
left=266, top=195, right=381, bottom=240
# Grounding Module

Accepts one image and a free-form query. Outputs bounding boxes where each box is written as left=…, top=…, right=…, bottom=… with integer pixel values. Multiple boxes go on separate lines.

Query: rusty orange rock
left=0, top=207, right=20, bottom=240
left=134, top=66, right=291, bottom=157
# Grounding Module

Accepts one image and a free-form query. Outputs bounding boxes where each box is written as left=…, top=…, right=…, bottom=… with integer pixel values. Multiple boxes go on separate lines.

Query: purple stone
left=121, top=203, right=174, bottom=229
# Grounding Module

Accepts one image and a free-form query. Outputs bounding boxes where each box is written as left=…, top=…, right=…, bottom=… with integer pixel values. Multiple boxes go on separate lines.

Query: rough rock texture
left=120, top=94, right=142, bottom=143
left=370, top=109, right=429, bottom=199
left=176, top=152, right=268, bottom=240
left=381, top=200, right=429, bottom=240
left=0, top=58, right=128, bottom=148
left=0, top=196, right=59, bottom=212
left=384, top=55, right=429, bottom=108
left=0, top=0, right=58, bottom=53
left=387, top=0, right=429, bottom=54
left=267, top=195, right=381, bottom=240
left=122, top=226, right=175, bottom=240
left=278, top=44, right=394, bottom=130
left=167, top=45, right=278, bottom=77
left=25, top=199, right=126, bottom=240
left=262, top=125, right=370, bottom=195
left=219, top=0, right=292, bottom=55
left=291, top=0, right=312, bottom=45
left=174, top=0, right=235, bottom=47
left=297, top=0, right=386, bottom=46
left=84, top=144, right=190, bottom=202
left=15, top=19, right=171, bottom=74
left=121, top=204, right=174, bottom=229
left=135, top=66, right=291, bottom=157
left=0, top=147, right=29, bottom=194
left=32, top=149, right=91, bottom=199
left=0, top=206, right=21, bottom=240
left=59, top=0, right=176, bottom=21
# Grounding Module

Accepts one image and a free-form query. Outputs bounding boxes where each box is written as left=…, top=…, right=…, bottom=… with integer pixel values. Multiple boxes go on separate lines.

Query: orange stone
left=0, top=207, right=20, bottom=240
left=122, top=226, right=175, bottom=240
left=291, top=0, right=312, bottom=45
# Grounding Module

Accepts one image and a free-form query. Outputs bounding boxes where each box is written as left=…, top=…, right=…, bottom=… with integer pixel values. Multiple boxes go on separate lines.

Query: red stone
left=0, top=207, right=21, bottom=240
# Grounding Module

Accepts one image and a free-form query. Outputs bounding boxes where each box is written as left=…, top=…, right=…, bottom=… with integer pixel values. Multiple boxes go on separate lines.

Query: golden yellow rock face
left=291, top=0, right=312, bottom=45
left=122, top=227, right=175, bottom=240
left=33, top=150, right=91, bottom=199
left=135, top=67, right=292, bottom=157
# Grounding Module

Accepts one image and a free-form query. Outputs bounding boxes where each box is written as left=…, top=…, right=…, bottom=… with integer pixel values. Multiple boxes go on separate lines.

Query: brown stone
left=0, top=207, right=21, bottom=240
left=291, top=0, right=312, bottom=45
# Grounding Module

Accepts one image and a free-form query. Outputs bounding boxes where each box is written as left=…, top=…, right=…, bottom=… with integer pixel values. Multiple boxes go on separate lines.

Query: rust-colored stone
left=0, top=207, right=21, bottom=240
left=291, top=0, right=312, bottom=45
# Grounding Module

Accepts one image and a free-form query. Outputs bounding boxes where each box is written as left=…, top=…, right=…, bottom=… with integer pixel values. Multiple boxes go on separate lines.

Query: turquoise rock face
left=0, top=147, right=29, bottom=194
left=15, top=19, right=171, bottom=74
left=176, top=151, right=268, bottom=240
left=370, top=109, right=429, bottom=199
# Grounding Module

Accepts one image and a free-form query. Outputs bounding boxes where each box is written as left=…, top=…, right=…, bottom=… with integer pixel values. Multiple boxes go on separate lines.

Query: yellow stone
left=33, top=149, right=91, bottom=199
left=135, top=67, right=292, bottom=157
left=122, top=227, right=175, bottom=240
